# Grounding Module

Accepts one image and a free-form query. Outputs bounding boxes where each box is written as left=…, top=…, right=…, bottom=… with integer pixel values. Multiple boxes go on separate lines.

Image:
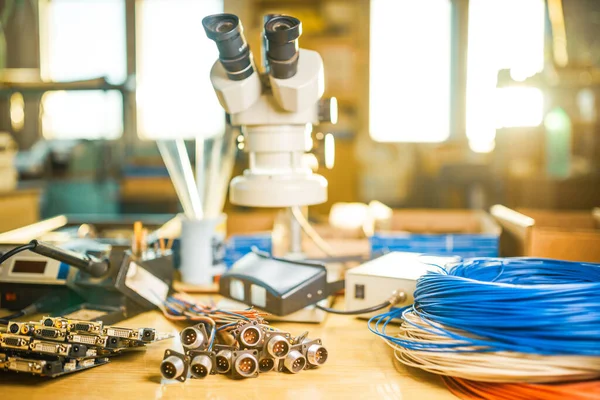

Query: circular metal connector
left=389, top=290, right=408, bottom=305
left=160, top=355, right=185, bottom=380
left=306, top=344, right=328, bottom=366
left=190, top=355, right=212, bottom=379
left=180, top=327, right=205, bottom=349
left=266, top=335, right=290, bottom=358
left=258, top=356, right=275, bottom=373
left=215, top=350, right=232, bottom=374
left=239, top=325, right=263, bottom=348
left=234, top=353, right=258, bottom=378
left=43, top=318, right=54, bottom=327
left=8, top=323, right=19, bottom=334
left=283, top=350, right=306, bottom=374
left=319, top=97, right=338, bottom=125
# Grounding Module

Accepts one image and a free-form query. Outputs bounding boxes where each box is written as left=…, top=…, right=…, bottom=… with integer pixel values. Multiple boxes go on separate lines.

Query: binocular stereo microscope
left=203, top=13, right=337, bottom=256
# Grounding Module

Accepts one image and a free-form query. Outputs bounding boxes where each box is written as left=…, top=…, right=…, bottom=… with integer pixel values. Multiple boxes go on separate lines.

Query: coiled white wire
left=370, top=257, right=600, bottom=383
left=384, top=310, right=600, bottom=383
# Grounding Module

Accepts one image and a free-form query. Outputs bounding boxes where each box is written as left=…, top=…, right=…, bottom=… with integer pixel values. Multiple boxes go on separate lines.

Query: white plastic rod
left=204, top=134, right=223, bottom=218
left=213, top=126, right=237, bottom=216
left=157, top=140, right=196, bottom=219
left=195, top=137, right=205, bottom=214
left=175, top=139, right=204, bottom=219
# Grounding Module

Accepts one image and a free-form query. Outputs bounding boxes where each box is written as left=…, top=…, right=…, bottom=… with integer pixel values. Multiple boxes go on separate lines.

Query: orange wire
left=443, top=377, right=600, bottom=400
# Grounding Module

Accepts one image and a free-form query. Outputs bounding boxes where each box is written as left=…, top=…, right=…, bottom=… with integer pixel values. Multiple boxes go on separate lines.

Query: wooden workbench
left=0, top=188, right=41, bottom=233
left=0, top=301, right=455, bottom=399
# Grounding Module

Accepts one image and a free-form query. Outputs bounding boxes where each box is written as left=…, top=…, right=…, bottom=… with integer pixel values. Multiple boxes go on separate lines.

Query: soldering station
left=1, top=1, right=600, bottom=400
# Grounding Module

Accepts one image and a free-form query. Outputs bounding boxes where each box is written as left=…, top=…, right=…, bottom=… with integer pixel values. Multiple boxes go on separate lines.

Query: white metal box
left=344, top=252, right=458, bottom=319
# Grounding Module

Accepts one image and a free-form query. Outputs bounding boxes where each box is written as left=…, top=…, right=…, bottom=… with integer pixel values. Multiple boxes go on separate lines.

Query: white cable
left=290, top=206, right=336, bottom=257
left=376, top=310, right=600, bottom=383
left=195, top=138, right=205, bottom=214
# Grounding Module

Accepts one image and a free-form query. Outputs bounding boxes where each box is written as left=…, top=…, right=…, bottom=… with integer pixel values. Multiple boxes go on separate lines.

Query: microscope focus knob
left=318, top=97, right=338, bottom=125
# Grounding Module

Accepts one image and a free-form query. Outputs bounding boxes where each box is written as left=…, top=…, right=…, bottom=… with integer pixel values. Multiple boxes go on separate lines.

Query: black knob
left=318, top=97, right=338, bottom=124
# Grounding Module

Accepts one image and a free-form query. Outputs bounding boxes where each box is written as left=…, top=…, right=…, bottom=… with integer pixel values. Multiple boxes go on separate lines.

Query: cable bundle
left=442, top=377, right=600, bottom=400
left=158, top=292, right=268, bottom=326
left=368, top=257, right=600, bottom=397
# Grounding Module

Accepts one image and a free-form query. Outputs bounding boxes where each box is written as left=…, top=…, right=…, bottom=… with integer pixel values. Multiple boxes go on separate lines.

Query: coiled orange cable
left=443, top=377, right=600, bottom=400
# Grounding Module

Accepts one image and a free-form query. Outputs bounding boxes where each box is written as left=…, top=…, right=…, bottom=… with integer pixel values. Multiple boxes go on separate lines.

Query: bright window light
left=370, top=0, right=451, bottom=143
left=42, top=91, right=123, bottom=140
left=495, top=87, right=544, bottom=128
left=466, top=0, right=545, bottom=152
left=10, top=92, right=25, bottom=132
left=40, top=0, right=126, bottom=140
left=40, top=0, right=126, bottom=83
left=468, top=139, right=496, bottom=154
left=136, top=0, right=225, bottom=140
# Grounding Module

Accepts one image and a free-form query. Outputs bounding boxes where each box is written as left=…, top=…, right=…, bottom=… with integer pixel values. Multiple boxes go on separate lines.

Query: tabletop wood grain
left=0, top=299, right=456, bottom=400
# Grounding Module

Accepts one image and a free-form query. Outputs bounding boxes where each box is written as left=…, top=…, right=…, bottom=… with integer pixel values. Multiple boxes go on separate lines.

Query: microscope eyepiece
left=264, top=15, right=302, bottom=79
left=203, top=13, right=254, bottom=81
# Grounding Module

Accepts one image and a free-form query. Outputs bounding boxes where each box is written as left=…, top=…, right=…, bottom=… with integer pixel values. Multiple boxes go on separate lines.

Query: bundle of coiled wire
left=157, top=291, right=268, bottom=328
left=369, top=257, right=600, bottom=389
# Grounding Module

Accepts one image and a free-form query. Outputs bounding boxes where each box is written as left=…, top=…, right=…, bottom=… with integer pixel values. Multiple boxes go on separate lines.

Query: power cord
left=290, top=206, right=336, bottom=257
left=0, top=240, right=109, bottom=277
left=0, top=295, right=65, bottom=325
left=0, top=242, right=36, bottom=265
left=316, top=291, right=406, bottom=315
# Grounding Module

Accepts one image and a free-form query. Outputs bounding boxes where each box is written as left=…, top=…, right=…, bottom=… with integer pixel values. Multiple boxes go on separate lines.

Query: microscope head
left=203, top=13, right=331, bottom=119
left=203, top=13, right=336, bottom=208
left=203, top=14, right=262, bottom=114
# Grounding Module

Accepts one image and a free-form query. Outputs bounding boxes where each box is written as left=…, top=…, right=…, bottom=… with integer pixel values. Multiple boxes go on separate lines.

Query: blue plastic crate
left=370, top=210, right=500, bottom=258
left=224, top=233, right=272, bottom=268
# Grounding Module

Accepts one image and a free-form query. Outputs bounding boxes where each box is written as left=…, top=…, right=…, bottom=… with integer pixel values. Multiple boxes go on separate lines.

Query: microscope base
left=230, top=173, right=327, bottom=207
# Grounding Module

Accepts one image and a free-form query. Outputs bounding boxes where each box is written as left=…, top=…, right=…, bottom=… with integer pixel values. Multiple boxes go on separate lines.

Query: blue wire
left=214, top=309, right=251, bottom=321
left=368, top=257, right=600, bottom=356
left=208, top=326, right=216, bottom=350
left=217, top=322, right=237, bottom=332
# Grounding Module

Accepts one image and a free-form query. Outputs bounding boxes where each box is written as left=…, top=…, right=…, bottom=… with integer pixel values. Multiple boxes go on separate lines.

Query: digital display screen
left=12, top=260, right=48, bottom=274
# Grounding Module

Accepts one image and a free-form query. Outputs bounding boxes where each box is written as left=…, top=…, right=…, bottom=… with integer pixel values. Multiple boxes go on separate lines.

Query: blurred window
left=39, top=0, right=225, bottom=140
left=370, top=0, right=545, bottom=150
left=466, top=0, right=545, bottom=152
left=369, top=0, right=451, bottom=143
left=41, top=90, right=123, bottom=140
left=39, top=0, right=126, bottom=140
left=136, top=0, right=225, bottom=140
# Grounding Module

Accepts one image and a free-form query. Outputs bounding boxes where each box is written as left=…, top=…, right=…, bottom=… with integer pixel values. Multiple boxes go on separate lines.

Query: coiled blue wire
left=368, top=257, right=600, bottom=356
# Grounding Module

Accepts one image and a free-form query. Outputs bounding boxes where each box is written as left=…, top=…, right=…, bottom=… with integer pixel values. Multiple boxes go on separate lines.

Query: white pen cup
left=180, top=213, right=227, bottom=285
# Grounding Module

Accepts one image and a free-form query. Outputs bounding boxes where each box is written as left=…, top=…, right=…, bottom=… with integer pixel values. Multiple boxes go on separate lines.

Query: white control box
left=344, top=252, right=458, bottom=319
